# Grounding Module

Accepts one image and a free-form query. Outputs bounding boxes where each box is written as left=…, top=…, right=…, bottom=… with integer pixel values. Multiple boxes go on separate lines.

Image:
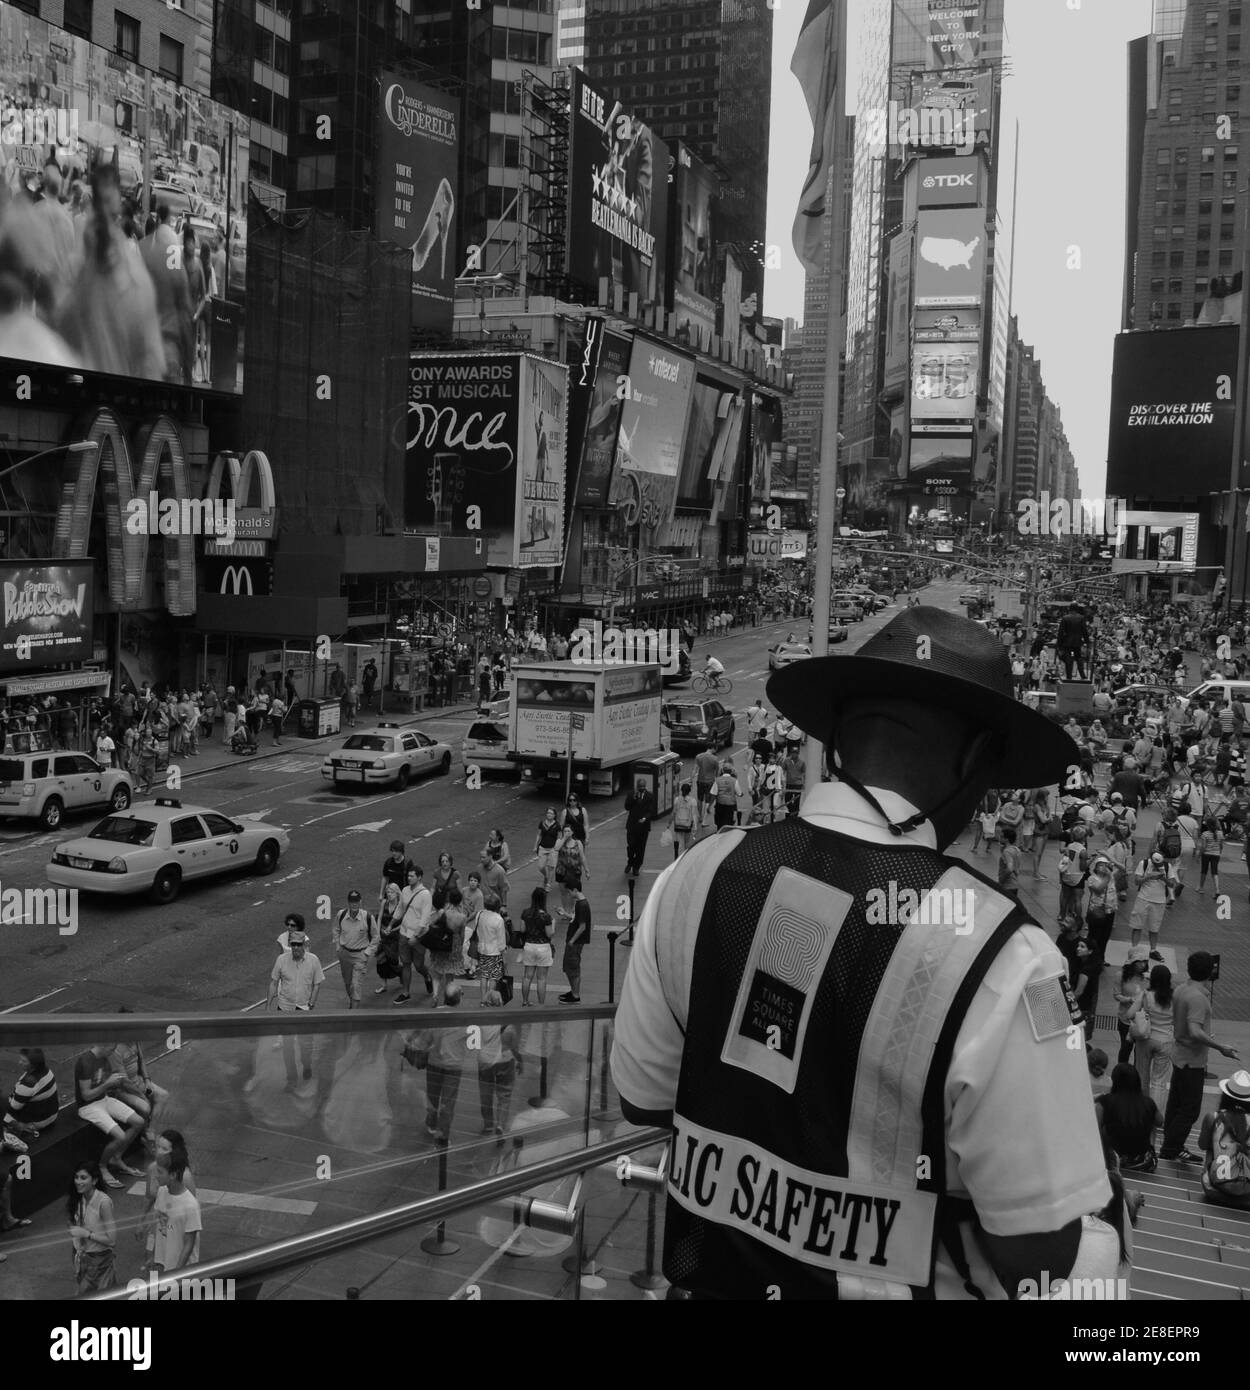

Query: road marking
left=2, top=985, right=68, bottom=1012
left=268, top=866, right=308, bottom=886
left=237, top=810, right=275, bottom=821
left=337, top=819, right=393, bottom=835
left=422, top=827, right=441, bottom=837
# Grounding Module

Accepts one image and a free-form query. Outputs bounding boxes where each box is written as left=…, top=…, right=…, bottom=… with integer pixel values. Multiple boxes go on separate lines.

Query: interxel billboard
left=1112, top=511, right=1200, bottom=574
left=1107, top=326, right=1237, bottom=499
left=911, top=341, right=979, bottom=429
left=568, top=70, right=669, bottom=309
left=915, top=208, right=986, bottom=306
left=0, top=562, right=94, bottom=671
left=608, top=339, right=696, bottom=533
left=670, top=143, right=719, bottom=346
left=0, top=5, right=249, bottom=392
left=377, top=73, right=460, bottom=333
left=917, top=154, right=984, bottom=207
left=574, top=328, right=633, bottom=506
left=516, top=357, right=568, bottom=569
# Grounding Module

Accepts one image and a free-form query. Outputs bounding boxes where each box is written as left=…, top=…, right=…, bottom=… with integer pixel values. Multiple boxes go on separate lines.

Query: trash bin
left=297, top=698, right=342, bottom=738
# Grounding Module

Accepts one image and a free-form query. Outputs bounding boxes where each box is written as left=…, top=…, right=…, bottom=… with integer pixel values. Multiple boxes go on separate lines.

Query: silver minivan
left=0, top=751, right=134, bottom=830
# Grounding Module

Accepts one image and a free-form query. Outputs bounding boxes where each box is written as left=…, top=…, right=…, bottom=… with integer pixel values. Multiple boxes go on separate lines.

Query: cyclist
left=701, top=654, right=725, bottom=688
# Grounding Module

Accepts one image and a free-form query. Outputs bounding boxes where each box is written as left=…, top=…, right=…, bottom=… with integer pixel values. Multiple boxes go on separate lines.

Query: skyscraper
left=1123, top=0, right=1244, bottom=331
left=573, top=0, right=773, bottom=313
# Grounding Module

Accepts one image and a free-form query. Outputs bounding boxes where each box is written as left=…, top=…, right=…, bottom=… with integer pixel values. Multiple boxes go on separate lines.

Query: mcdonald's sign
left=53, top=408, right=198, bottom=616
left=203, top=558, right=273, bottom=597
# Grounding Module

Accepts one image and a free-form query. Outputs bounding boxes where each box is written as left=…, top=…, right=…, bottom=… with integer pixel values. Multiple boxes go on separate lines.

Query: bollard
left=346, top=1286, right=360, bottom=1300
left=606, top=930, right=620, bottom=1003
left=592, top=1021, right=613, bottom=1122
left=419, top=1137, right=461, bottom=1256
left=527, top=1052, right=550, bottom=1109
left=626, top=874, right=637, bottom=945
left=629, top=1186, right=666, bottom=1291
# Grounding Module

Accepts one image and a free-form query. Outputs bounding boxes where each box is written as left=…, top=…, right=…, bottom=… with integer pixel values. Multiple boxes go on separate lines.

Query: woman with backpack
left=670, top=780, right=700, bottom=859
left=1114, top=949, right=1150, bottom=1065
left=1199, top=1070, right=1250, bottom=1209
left=1096, top=1064, right=1159, bottom=1172
left=1134, top=964, right=1175, bottom=1115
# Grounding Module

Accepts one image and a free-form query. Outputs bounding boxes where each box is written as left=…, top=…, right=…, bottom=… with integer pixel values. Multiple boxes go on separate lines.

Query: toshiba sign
left=916, top=155, right=983, bottom=209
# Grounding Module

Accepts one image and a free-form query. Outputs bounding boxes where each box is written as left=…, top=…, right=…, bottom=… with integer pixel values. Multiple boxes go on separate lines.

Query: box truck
left=508, top=660, right=663, bottom=796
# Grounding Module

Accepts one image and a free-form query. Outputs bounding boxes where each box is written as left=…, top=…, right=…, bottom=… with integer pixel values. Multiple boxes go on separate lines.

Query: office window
left=1171, top=251, right=1185, bottom=267
left=1231, top=84, right=1243, bottom=101
left=255, top=29, right=274, bottom=64
left=273, top=38, right=290, bottom=74
left=1224, top=195, right=1238, bottom=212
left=1150, top=278, right=1165, bottom=293
left=1169, top=89, right=1184, bottom=105
left=1203, top=146, right=1218, bottom=162
left=1166, top=303, right=1181, bottom=319
left=1201, top=198, right=1214, bottom=214
left=1222, top=222, right=1236, bottom=239
left=114, top=11, right=139, bottom=60
left=1232, top=33, right=1242, bottom=51
left=1156, top=148, right=1171, bottom=164
left=1198, top=278, right=1212, bottom=293
left=63, top=0, right=91, bottom=37
left=1173, top=199, right=1187, bottom=215
left=1206, top=6, right=1221, bottom=24
left=1152, top=250, right=1166, bottom=266
left=1202, top=171, right=1215, bottom=188
left=272, top=94, right=288, bottom=130
left=158, top=35, right=183, bottom=83
left=1226, top=145, right=1240, bottom=160
left=1173, top=223, right=1186, bottom=237
left=1197, top=249, right=1212, bottom=265
left=1176, top=148, right=1189, bottom=164
left=1221, top=248, right=1235, bottom=265
left=252, top=87, right=272, bottom=124
left=1198, top=225, right=1212, bottom=240
left=1168, top=277, right=1183, bottom=293
left=1155, top=198, right=1169, bottom=218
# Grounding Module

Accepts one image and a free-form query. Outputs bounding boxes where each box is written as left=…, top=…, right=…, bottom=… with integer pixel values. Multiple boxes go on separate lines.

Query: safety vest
left=652, top=819, right=1030, bottom=1299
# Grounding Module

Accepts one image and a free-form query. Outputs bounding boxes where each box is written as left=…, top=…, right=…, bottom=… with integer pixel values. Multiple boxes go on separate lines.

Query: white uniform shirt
left=612, top=781, right=1110, bottom=1299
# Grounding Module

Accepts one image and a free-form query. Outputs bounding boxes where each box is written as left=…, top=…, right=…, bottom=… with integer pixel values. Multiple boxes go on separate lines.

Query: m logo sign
left=220, top=565, right=253, bottom=596
left=204, top=558, right=272, bottom=598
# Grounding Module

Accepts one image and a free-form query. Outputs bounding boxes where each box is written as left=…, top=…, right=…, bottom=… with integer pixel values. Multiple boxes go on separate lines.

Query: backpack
left=1159, top=823, right=1182, bottom=859
left=1061, top=803, right=1083, bottom=834
left=1059, top=846, right=1086, bottom=887
left=1208, top=1111, right=1250, bottom=1198
left=716, top=774, right=737, bottom=806
left=673, top=797, right=694, bottom=831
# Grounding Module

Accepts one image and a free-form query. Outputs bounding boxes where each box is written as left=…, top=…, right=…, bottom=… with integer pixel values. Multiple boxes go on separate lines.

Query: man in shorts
left=75, top=1043, right=146, bottom=1188
left=694, top=746, right=719, bottom=826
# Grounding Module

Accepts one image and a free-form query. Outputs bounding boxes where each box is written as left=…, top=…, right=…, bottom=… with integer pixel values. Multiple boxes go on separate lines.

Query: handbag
left=660, top=827, right=674, bottom=848
left=497, top=974, right=514, bottom=1005
left=423, top=919, right=453, bottom=954
left=1129, top=1003, right=1151, bottom=1041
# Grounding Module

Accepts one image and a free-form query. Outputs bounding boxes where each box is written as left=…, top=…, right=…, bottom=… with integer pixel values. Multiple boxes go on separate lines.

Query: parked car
left=663, top=698, right=735, bottom=753
left=831, top=598, right=863, bottom=623
left=462, top=719, right=517, bottom=779
left=47, top=798, right=289, bottom=904
left=0, top=751, right=132, bottom=831
left=1181, top=678, right=1250, bottom=711
left=768, top=642, right=813, bottom=671
left=321, top=724, right=452, bottom=789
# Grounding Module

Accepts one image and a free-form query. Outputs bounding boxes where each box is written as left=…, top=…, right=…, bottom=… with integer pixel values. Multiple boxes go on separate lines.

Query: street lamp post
left=0, top=439, right=98, bottom=488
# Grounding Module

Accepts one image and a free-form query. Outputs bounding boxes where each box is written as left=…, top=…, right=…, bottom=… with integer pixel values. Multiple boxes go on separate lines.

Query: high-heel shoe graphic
left=411, top=178, right=455, bottom=279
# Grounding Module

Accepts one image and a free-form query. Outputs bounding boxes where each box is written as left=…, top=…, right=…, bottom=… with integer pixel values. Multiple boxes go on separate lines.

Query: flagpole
left=804, top=10, right=848, bottom=794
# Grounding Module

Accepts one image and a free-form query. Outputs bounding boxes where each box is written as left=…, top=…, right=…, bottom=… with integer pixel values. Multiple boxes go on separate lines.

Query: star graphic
left=626, top=195, right=639, bottom=220
left=592, top=168, right=603, bottom=199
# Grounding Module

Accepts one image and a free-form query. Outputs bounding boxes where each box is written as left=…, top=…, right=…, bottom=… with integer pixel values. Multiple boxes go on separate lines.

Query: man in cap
left=612, top=607, right=1110, bottom=1300
left=266, top=925, right=324, bottom=1092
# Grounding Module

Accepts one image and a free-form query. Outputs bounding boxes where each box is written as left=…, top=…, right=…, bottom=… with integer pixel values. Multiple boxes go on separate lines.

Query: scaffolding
left=519, top=67, right=578, bottom=302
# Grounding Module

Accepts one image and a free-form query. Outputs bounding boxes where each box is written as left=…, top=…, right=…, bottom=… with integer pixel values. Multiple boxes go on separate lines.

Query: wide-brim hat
left=767, top=607, right=1078, bottom=787
left=1219, top=1070, right=1250, bottom=1104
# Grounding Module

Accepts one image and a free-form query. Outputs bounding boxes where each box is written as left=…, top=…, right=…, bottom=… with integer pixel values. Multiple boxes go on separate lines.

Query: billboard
left=903, top=71, right=994, bottom=156
left=568, top=70, right=669, bottom=308
left=909, top=432, right=974, bottom=486
left=377, top=72, right=460, bottom=333
left=574, top=328, right=633, bottom=506
left=883, top=228, right=914, bottom=394
left=925, top=1, right=988, bottom=69
left=0, top=6, right=249, bottom=392
left=917, top=154, right=985, bottom=207
left=406, top=353, right=566, bottom=567
left=670, top=143, right=719, bottom=346
left=750, top=395, right=781, bottom=506
left=915, top=208, right=986, bottom=306
left=911, top=341, right=979, bottom=428
left=607, top=338, right=696, bottom=532
left=914, top=306, right=980, bottom=342
left=0, top=562, right=94, bottom=672
left=1113, top=511, right=1200, bottom=574
left=1107, top=327, right=1237, bottom=499
left=516, top=357, right=568, bottom=569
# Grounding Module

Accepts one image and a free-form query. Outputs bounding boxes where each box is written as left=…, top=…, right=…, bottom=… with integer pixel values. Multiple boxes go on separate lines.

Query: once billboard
left=0, top=562, right=94, bottom=672
left=568, top=70, right=669, bottom=309
left=914, top=208, right=986, bottom=307
left=608, top=338, right=696, bottom=533
left=377, top=73, right=460, bottom=333
left=1107, top=326, right=1236, bottom=499
left=0, top=5, right=249, bottom=392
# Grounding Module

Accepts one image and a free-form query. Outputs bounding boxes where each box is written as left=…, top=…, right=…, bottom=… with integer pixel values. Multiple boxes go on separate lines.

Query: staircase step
left=1131, top=1264, right=1244, bottom=1299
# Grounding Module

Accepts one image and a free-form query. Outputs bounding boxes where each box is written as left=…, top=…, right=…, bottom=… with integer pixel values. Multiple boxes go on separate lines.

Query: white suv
left=0, top=751, right=133, bottom=830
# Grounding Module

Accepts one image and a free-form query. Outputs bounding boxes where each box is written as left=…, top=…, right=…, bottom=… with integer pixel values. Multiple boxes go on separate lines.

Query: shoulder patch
left=1023, top=974, right=1083, bottom=1043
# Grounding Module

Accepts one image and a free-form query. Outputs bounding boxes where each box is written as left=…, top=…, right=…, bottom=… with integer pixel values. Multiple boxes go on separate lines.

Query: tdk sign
left=916, top=156, right=981, bottom=208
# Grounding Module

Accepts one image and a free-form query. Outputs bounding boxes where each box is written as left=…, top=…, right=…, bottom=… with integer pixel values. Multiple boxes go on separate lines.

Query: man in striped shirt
left=4, top=1048, right=59, bottom=1139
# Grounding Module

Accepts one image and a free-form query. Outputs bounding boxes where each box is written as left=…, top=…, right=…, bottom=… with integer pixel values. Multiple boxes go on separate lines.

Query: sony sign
left=916, top=155, right=983, bottom=209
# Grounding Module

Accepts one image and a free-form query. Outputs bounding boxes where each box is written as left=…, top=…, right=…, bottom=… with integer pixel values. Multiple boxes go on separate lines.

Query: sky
left=765, top=0, right=1155, bottom=495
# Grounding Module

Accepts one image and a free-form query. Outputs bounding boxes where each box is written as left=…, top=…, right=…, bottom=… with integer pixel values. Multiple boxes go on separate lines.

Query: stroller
left=229, top=722, right=259, bottom=756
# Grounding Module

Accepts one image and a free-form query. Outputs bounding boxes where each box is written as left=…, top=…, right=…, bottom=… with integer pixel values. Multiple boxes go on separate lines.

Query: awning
left=0, top=670, right=113, bottom=698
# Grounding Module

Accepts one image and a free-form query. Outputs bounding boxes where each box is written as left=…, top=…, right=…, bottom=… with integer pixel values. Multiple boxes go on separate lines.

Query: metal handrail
left=84, top=1125, right=670, bottom=1301
left=0, top=1001, right=617, bottom=1045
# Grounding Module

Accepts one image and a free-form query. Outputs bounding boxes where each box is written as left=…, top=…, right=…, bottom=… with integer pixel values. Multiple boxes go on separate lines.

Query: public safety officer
left=612, top=608, right=1111, bottom=1300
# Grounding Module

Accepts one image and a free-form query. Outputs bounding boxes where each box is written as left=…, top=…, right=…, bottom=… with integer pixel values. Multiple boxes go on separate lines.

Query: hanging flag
left=790, top=0, right=846, bottom=275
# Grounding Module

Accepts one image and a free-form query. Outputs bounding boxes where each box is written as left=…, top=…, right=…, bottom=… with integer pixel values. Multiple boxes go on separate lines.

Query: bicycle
left=691, top=673, right=733, bottom=696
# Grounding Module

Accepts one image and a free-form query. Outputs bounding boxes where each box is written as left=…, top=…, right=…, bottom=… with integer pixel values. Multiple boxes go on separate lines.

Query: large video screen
left=0, top=6, right=249, bottom=392
left=0, top=561, right=94, bottom=672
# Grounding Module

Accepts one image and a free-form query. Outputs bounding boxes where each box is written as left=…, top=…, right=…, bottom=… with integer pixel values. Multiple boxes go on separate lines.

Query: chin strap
left=833, top=766, right=969, bottom=840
